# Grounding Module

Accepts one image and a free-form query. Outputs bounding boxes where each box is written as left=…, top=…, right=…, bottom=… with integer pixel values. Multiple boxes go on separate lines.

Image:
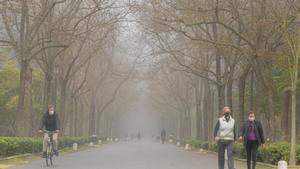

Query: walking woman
left=214, top=106, right=236, bottom=169
left=239, top=111, right=265, bottom=169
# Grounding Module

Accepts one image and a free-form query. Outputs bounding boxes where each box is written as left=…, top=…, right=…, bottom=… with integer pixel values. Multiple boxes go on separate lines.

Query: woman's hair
left=249, top=111, right=256, bottom=115
left=48, top=104, right=54, bottom=109
left=223, top=106, right=230, bottom=112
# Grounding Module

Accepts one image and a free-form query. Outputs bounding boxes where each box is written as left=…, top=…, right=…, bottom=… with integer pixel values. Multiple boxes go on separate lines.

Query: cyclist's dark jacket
left=39, top=112, right=60, bottom=131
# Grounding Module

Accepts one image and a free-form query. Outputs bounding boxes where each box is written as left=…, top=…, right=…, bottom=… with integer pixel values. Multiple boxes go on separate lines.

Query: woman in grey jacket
left=214, top=106, right=236, bottom=169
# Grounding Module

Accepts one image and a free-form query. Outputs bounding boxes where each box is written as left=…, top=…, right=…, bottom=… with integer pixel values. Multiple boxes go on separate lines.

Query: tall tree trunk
left=69, top=98, right=74, bottom=136
left=59, top=80, right=67, bottom=133
left=202, top=79, right=208, bottom=140
left=185, top=111, right=192, bottom=139
left=195, top=78, right=203, bottom=139
left=96, top=112, right=103, bottom=136
left=238, top=66, right=250, bottom=127
left=43, top=72, right=52, bottom=109
left=227, top=72, right=233, bottom=114
left=78, top=99, right=85, bottom=136
left=218, top=84, right=225, bottom=112
left=52, top=75, right=58, bottom=107
left=28, top=68, right=34, bottom=136
left=290, top=82, right=297, bottom=165
left=216, top=55, right=225, bottom=112
left=89, top=111, right=96, bottom=136
left=74, top=98, right=79, bottom=136
left=250, top=70, right=255, bottom=110
left=89, top=94, right=96, bottom=135
left=16, top=0, right=32, bottom=136
left=281, top=90, right=290, bottom=141
left=179, top=112, right=184, bottom=139
left=289, top=14, right=300, bottom=166
left=16, top=62, right=32, bottom=136
left=267, top=86, right=275, bottom=141
left=208, top=86, right=214, bottom=141
left=41, top=8, right=54, bottom=110
left=203, top=78, right=211, bottom=141
left=212, top=22, right=225, bottom=112
left=176, top=112, right=181, bottom=139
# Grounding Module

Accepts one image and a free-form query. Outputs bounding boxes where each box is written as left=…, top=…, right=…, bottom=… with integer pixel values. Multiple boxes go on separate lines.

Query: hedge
left=177, top=139, right=300, bottom=165
left=0, top=137, right=89, bottom=158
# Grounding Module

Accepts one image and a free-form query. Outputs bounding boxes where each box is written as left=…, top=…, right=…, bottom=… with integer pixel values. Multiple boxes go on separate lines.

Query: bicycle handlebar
left=39, top=130, right=59, bottom=134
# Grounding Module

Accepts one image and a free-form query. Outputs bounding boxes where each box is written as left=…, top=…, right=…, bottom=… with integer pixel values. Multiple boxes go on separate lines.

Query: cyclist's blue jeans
left=43, top=133, right=58, bottom=152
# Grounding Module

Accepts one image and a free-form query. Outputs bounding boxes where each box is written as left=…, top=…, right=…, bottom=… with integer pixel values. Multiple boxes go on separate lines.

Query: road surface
left=11, top=140, right=243, bottom=169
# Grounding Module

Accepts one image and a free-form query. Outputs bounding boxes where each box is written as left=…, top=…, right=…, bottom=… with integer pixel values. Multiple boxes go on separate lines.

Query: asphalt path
left=11, top=140, right=244, bottom=169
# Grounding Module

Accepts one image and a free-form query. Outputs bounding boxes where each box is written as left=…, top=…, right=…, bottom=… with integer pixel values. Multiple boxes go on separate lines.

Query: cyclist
left=38, top=104, right=60, bottom=158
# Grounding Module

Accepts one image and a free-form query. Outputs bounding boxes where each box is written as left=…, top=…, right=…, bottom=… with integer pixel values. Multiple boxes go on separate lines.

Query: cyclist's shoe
left=42, top=152, right=47, bottom=158
left=54, top=150, right=59, bottom=156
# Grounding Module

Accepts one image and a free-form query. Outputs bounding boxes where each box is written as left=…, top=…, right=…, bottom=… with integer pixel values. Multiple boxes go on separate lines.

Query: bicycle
left=43, top=131, right=56, bottom=167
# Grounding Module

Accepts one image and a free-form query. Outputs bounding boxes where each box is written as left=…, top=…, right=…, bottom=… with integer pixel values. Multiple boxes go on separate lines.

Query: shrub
left=0, top=139, right=8, bottom=156
left=186, top=140, right=202, bottom=148
left=233, top=143, right=247, bottom=159
left=209, top=142, right=218, bottom=152
left=0, top=136, right=89, bottom=158
left=180, top=139, right=300, bottom=165
left=258, top=142, right=290, bottom=165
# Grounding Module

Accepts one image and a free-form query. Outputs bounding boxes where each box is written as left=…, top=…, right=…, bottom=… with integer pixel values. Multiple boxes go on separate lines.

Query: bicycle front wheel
left=50, top=154, right=53, bottom=166
left=45, top=154, right=49, bottom=167
left=46, top=146, right=51, bottom=166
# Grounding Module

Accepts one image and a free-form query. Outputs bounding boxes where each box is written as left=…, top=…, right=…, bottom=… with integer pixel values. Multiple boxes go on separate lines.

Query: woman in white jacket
left=214, top=106, right=236, bottom=169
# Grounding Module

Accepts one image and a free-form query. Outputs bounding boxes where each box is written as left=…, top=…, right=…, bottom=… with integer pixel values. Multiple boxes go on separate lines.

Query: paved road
left=11, top=141, right=243, bottom=169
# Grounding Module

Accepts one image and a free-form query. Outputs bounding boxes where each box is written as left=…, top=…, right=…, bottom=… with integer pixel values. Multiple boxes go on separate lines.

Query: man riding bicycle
left=38, top=104, right=60, bottom=158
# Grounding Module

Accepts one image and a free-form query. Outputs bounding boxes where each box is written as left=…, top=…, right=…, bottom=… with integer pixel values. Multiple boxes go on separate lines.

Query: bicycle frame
left=44, top=131, right=55, bottom=167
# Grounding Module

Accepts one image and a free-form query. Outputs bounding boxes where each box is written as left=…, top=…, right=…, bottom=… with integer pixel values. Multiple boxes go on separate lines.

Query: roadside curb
left=0, top=143, right=99, bottom=162
left=235, top=158, right=276, bottom=168
left=204, top=150, right=277, bottom=168
left=172, top=143, right=277, bottom=169
left=0, top=154, right=34, bottom=162
left=196, top=149, right=276, bottom=168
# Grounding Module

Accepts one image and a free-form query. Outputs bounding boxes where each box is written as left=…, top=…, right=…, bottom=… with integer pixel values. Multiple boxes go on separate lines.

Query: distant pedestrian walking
left=239, top=111, right=265, bottom=169
left=161, top=128, right=166, bottom=144
left=137, top=131, right=141, bottom=140
left=214, top=106, right=236, bottom=169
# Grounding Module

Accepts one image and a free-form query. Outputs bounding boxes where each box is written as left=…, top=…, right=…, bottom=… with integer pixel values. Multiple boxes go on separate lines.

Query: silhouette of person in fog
left=137, top=131, right=141, bottom=140
left=161, top=128, right=166, bottom=144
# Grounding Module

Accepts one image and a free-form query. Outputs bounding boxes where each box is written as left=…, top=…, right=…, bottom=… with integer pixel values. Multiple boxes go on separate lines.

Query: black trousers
left=246, top=141, right=259, bottom=169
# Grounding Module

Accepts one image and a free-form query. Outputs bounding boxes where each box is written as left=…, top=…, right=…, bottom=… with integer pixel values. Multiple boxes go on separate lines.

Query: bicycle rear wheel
left=50, top=152, right=53, bottom=166
left=45, top=153, right=49, bottom=167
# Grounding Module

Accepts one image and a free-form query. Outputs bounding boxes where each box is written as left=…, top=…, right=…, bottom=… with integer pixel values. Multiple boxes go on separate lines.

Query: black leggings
left=246, top=141, right=259, bottom=169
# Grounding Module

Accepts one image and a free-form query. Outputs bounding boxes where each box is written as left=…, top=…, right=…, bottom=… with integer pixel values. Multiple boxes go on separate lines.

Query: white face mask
left=249, top=117, right=255, bottom=122
left=49, top=111, right=54, bottom=115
